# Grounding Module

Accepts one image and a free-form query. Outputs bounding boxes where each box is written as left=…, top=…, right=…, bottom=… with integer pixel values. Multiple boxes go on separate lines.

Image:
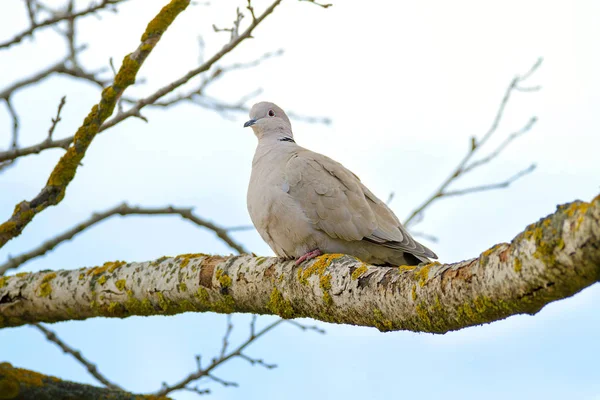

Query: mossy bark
left=0, top=0, right=191, bottom=249
left=0, top=362, right=170, bottom=400
left=1, top=196, right=598, bottom=333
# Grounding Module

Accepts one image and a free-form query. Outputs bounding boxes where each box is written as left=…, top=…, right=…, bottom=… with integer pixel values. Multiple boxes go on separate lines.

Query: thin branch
left=404, top=58, right=543, bottom=227
left=224, top=224, right=254, bottom=232
left=64, top=0, right=79, bottom=67
left=206, top=373, right=239, bottom=388
left=213, top=7, right=245, bottom=42
left=443, top=164, right=536, bottom=197
left=299, top=0, right=333, bottom=8
left=143, top=49, right=284, bottom=108
left=99, top=0, right=284, bottom=132
left=0, top=203, right=246, bottom=275
left=247, top=0, right=257, bottom=21
left=47, top=96, right=67, bottom=140
left=25, top=0, right=37, bottom=28
left=0, top=0, right=286, bottom=162
left=285, top=320, right=326, bottom=334
left=155, top=319, right=284, bottom=396
left=408, top=230, right=439, bottom=243
left=0, top=99, right=20, bottom=172
left=0, top=0, right=192, bottom=249
left=181, top=386, right=211, bottom=395
left=0, top=0, right=128, bottom=50
left=32, top=323, right=122, bottom=390
left=0, top=54, right=74, bottom=100
left=219, top=315, right=233, bottom=359
left=0, top=50, right=106, bottom=103
left=238, top=353, right=277, bottom=369
left=462, top=117, right=537, bottom=173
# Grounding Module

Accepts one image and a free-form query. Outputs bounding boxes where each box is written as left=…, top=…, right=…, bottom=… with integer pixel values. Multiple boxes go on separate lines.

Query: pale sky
left=1, top=1, right=599, bottom=399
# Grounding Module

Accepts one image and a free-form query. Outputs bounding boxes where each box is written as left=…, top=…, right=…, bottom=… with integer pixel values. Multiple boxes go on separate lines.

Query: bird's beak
left=244, top=118, right=257, bottom=128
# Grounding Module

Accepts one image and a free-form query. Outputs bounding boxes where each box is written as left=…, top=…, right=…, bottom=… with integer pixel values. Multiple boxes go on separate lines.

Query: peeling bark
left=1, top=196, right=598, bottom=333
left=0, top=362, right=170, bottom=400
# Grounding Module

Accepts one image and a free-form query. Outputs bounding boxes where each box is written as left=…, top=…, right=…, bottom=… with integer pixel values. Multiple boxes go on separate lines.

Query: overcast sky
left=1, top=1, right=599, bottom=399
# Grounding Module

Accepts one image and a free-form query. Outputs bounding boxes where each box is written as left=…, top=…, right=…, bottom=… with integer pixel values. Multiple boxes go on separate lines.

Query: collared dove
left=244, top=102, right=437, bottom=266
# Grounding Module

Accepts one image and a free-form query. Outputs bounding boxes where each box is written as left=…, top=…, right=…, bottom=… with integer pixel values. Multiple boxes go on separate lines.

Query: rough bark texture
left=1, top=196, right=598, bottom=333
left=0, top=362, right=170, bottom=400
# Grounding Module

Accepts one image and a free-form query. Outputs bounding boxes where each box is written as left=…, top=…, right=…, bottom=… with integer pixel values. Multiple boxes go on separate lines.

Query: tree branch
left=0, top=99, right=20, bottom=172
left=0, top=202, right=246, bottom=275
left=0, top=362, right=169, bottom=400
left=0, top=0, right=191, bottom=249
left=155, top=317, right=283, bottom=396
left=31, top=323, right=122, bottom=390
left=404, top=58, right=542, bottom=227
left=0, top=0, right=285, bottom=162
left=0, top=0, right=128, bottom=50
left=1, top=195, right=598, bottom=332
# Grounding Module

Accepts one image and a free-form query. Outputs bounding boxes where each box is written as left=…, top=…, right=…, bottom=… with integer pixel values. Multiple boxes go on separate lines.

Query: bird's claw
left=295, top=249, right=323, bottom=265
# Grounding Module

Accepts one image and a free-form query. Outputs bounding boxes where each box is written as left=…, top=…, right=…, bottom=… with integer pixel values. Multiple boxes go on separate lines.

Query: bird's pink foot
left=295, top=249, right=323, bottom=265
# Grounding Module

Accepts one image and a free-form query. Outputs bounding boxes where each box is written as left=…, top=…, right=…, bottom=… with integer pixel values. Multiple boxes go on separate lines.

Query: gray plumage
left=245, top=102, right=437, bottom=266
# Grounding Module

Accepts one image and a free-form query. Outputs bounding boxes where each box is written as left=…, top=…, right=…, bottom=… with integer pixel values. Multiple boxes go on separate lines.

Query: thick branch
left=0, top=362, right=169, bottom=400
left=0, top=0, right=191, bottom=249
left=1, top=195, right=598, bottom=333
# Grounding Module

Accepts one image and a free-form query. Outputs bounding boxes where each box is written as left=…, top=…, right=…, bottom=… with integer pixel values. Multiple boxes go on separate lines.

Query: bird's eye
left=268, top=109, right=275, bottom=117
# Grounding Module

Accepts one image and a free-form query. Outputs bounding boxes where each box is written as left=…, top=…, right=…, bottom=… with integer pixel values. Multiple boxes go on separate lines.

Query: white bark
left=1, top=196, right=598, bottom=333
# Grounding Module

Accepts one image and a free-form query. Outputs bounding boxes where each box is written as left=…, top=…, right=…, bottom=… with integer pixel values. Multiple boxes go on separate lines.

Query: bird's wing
left=285, top=149, right=437, bottom=259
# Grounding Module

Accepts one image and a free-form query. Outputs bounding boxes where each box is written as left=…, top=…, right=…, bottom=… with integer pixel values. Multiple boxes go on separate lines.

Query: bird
left=244, top=101, right=437, bottom=266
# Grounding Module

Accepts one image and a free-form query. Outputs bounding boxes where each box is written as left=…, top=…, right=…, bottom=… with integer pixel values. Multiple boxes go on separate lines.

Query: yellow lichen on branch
left=0, top=195, right=598, bottom=332
left=0, top=362, right=171, bottom=399
left=0, top=0, right=191, bottom=250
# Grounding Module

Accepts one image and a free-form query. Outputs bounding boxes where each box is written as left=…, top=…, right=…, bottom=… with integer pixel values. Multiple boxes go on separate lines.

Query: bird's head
left=244, top=101, right=293, bottom=140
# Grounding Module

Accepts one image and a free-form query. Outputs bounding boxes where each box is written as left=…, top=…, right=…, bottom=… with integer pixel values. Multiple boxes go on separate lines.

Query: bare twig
left=25, top=0, right=37, bottom=27
left=247, top=0, right=257, bottom=21
left=0, top=0, right=128, bottom=50
left=224, top=225, right=255, bottom=232
left=0, top=99, right=20, bottom=172
left=0, top=202, right=246, bottom=275
left=0, top=0, right=285, bottom=162
left=0, top=0, right=192, bottom=249
left=463, top=117, right=537, bottom=173
left=155, top=319, right=284, bottom=396
left=144, top=49, right=284, bottom=108
left=101, top=0, right=283, bottom=131
left=47, top=96, right=67, bottom=140
left=219, top=315, right=233, bottom=359
left=443, top=164, right=536, bottom=197
left=238, top=353, right=277, bottom=369
left=32, top=323, right=122, bottom=390
left=285, top=320, right=327, bottom=334
left=404, top=58, right=543, bottom=227
left=0, top=51, right=106, bottom=102
left=409, top=230, right=439, bottom=243
left=206, top=373, right=239, bottom=388
left=386, top=192, right=395, bottom=205
left=299, top=0, right=333, bottom=8
left=213, top=7, right=245, bottom=41
left=64, top=0, right=79, bottom=67
left=181, top=386, right=211, bottom=395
